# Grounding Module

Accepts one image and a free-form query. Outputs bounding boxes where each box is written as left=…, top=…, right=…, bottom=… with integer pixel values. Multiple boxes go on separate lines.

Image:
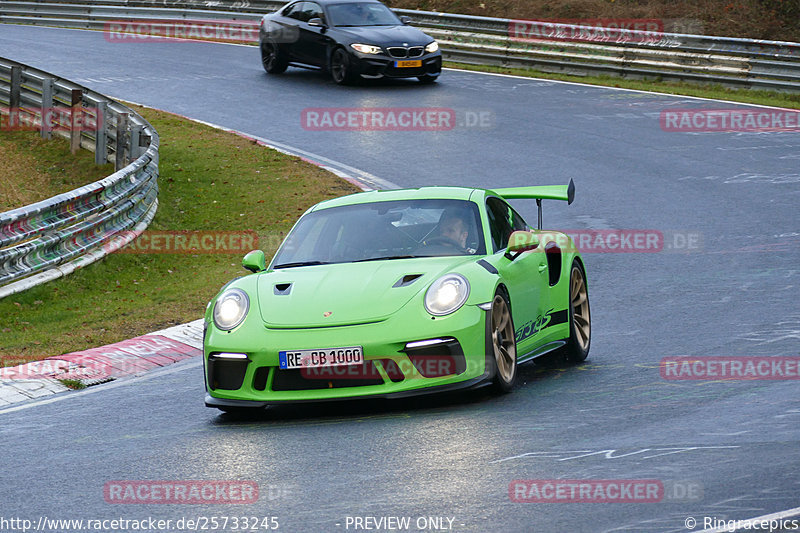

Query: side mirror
left=505, top=230, right=539, bottom=260
left=242, top=249, right=267, bottom=273
left=399, top=15, right=412, bottom=25
left=308, top=17, right=327, bottom=28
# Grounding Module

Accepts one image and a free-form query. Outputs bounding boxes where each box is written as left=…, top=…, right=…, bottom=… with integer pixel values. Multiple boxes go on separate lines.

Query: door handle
left=538, top=263, right=547, bottom=273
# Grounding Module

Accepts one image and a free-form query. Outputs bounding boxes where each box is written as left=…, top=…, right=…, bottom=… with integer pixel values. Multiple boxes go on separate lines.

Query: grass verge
left=0, top=132, right=115, bottom=211
left=0, top=105, right=360, bottom=363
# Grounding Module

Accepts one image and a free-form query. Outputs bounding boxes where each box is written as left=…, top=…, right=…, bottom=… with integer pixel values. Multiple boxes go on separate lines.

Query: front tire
left=417, top=74, right=438, bottom=84
left=489, top=290, right=517, bottom=393
left=330, top=47, right=357, bottom=85
left=261, top=41, right=288, bottom=74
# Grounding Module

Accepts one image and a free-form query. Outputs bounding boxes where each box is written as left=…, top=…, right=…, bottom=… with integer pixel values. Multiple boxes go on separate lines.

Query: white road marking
left=491, top=446, right=740, bottom=463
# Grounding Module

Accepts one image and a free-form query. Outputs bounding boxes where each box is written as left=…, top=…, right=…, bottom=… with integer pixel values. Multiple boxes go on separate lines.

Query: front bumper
left=204, top=303, right=490, bottom=406
left=349, top=51, right=442, bottom=79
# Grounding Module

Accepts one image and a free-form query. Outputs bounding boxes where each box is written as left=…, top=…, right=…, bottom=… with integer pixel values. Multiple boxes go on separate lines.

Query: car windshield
left=272, top=199, right=486, bottom=268
left=327, top=2, right=401, bottom=27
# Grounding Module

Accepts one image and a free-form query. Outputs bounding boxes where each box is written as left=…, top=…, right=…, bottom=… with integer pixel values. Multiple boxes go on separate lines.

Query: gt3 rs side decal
left=515, top=308, right=569, bottom=343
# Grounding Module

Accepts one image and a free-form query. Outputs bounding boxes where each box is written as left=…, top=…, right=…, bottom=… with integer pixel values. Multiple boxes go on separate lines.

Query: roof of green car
left=310, top=187, right=484, bottom=211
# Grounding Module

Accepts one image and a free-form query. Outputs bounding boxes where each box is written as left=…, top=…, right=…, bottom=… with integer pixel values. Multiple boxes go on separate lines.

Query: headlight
left=425, top=41, right=439, bottom=53
left=350, top=43, right=382, bottom=54
left=424, top=274, right=470, bottom=316
left=213, top=289, right=249, bottom=331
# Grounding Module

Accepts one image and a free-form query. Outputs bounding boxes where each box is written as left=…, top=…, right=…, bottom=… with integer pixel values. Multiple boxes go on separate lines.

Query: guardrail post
left=70, top=89, right=83, bottom=154
left=115, top=112, right=130, bottom=171
left=130, top=124, right=143, bottom=160
left=9, top=66, right=22, bottom=109
left=141, top=134, right=153, bottom=160
left=40, top=78, right=54, bottom=140
left=95, top=101, right=108, bottom=165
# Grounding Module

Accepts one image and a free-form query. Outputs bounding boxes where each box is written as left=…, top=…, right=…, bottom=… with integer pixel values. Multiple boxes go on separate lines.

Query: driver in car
left=424, top=209, right=472, bottom=253
left=439, top=212, right=468, bottom=249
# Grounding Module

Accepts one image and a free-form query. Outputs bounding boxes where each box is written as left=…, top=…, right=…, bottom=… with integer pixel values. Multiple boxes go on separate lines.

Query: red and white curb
left=0, top=319, right=204, bottom=406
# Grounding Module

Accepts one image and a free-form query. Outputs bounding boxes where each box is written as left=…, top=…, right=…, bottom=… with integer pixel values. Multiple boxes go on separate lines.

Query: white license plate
left=278, top=346, right=363, bottom=370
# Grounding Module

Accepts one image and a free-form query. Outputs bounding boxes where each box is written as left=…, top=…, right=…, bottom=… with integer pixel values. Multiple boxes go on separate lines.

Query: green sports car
left=204, top=182, right=590, bottom=412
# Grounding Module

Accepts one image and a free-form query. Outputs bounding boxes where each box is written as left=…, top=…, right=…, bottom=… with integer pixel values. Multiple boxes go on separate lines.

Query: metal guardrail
left=1, top=0, right=799, bottom=91
left=0, top=57, right=159, bottom=299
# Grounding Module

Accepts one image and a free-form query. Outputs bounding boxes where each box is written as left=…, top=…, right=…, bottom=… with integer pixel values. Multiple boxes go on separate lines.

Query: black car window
left=282, top=1, right=305, bottom=20
left=486, top=197, right=529, bottom=252
left=304, top=2, right=325, bottom=22
left=327, top=2, right=401, bottom=27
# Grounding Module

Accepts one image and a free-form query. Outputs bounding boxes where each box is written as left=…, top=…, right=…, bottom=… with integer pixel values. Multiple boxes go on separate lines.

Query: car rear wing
left=492, top=179, right=575, bottom=229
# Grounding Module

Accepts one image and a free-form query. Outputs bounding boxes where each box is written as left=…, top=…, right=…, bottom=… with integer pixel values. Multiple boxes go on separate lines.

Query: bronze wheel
left=563, top=261, right=591, bottom=362
left=490, top=292, right=517, bottom=392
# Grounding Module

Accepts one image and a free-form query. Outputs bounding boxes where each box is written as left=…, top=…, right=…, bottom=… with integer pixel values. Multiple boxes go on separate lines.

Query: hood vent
left=274, top=283, right=293, bottom=295
left=392, top=274, right=423, bottom=288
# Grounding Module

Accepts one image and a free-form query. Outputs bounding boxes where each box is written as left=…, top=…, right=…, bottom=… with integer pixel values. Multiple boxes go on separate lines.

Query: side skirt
left=516, top=340, right=567, bottom=365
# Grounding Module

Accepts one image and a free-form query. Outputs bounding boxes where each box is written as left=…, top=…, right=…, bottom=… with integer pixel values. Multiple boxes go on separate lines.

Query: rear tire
left=261, top=41, right=288, bottom=74
left=488, top=290, right=517, bottom=393
left=561, top=260, right=591, bottom=363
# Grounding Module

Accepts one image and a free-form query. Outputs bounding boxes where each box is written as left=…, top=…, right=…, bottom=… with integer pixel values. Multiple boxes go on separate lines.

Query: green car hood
left=257, top=256, right=473, bottom=328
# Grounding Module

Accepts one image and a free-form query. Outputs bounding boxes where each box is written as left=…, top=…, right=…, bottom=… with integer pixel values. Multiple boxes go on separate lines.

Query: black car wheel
left=261, top=41, right=288, bottom=74
left=330, top=47, right=357, bottom=85
left=417, top=74, right=438, bottom=84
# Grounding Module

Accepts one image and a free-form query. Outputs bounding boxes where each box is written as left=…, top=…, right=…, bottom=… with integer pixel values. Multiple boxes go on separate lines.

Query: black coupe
left=258, top=0, right=442, bottom=84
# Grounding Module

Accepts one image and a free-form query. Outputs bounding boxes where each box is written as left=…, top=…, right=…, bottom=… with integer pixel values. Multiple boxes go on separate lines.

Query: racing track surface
left=1, top=24, right=799, bottom=533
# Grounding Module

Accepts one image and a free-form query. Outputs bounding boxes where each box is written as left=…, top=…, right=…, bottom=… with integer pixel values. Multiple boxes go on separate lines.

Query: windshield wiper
left=352, top=255, right=417, bottom=263
left=273, top=261, right=329, bottom=269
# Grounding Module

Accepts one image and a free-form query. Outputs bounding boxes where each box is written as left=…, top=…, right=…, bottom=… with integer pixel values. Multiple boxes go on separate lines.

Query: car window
left=272, top=199, right=486, bottom=267
left=282, top=1, right=305, bottom=20
left=304, top=2, right=325, bottom=22
left=327, top=2, right=401, bottom=27
left=486, top=197, right=529, bottom=252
